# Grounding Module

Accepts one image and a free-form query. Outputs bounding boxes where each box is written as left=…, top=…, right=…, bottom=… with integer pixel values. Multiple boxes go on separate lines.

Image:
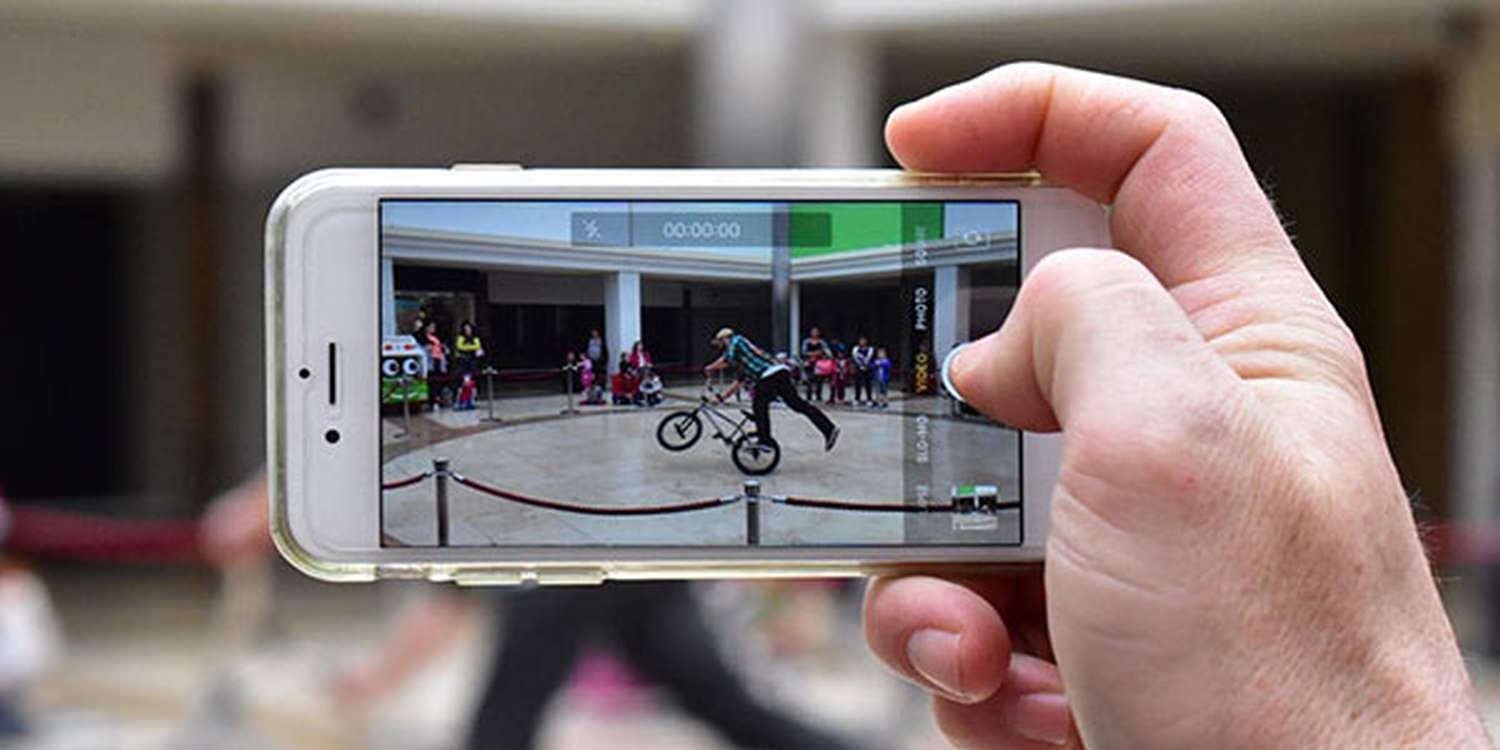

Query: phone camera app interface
left=378, top=200, right=1020, bottom=549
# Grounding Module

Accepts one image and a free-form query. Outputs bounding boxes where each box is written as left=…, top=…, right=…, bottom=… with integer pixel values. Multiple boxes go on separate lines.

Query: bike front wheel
left=732, top=433, right=781, bottom=475
left=656, top=411, right=703, bottom=451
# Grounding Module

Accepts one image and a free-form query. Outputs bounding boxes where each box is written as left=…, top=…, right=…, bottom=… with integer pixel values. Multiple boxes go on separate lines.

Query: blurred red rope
left=5, top=504, right=202, bottom=563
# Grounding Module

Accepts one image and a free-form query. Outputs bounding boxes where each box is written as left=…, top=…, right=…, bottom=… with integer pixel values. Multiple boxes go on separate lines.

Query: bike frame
left=695, top=396, right=754, bottom=446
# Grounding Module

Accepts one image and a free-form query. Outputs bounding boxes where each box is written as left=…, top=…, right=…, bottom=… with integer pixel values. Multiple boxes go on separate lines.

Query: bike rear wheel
left=656, top=411, right=703, bottom=451
left=732, top=433, right=781, bottom=475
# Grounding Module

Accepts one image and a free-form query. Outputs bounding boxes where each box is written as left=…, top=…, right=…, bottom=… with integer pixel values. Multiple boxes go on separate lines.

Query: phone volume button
left=534, top=567, right=607, bottom=586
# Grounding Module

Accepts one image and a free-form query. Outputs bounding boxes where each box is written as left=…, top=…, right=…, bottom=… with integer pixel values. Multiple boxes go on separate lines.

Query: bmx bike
left=655, top=384, right=781, bottom=475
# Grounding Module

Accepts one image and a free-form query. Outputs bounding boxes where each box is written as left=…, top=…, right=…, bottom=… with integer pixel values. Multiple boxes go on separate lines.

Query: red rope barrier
left=449, top=473, right=734, bottom=516
left=381, top=471, right=433, bottom=491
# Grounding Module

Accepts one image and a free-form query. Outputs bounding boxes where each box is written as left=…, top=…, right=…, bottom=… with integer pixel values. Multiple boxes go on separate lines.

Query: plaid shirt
left=725, top=334, right=778, bottom=380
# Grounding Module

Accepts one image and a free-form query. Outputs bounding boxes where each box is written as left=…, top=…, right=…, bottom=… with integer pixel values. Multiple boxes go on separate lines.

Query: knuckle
left=1024, top=248, right=1161, bottom=318
left=1029, top=247, right=1151, bottom=290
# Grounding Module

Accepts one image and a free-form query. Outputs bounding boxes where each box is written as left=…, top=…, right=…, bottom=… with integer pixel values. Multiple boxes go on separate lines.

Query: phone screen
left=378, top=199, right=1020, bottom=548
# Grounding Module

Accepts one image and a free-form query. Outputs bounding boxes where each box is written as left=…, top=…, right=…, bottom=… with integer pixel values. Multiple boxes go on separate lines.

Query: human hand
left=863, top=63, right=1487, bottom=748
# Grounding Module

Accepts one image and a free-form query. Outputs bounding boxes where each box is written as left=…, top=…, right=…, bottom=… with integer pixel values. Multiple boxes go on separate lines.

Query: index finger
left=887, top=62, right=1299, bottom=291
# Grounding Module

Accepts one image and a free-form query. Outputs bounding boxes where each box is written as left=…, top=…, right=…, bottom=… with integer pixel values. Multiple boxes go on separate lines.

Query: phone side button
left=534, top=567, right=607, bottom=586
left=453, top=569, right=527, bottom=586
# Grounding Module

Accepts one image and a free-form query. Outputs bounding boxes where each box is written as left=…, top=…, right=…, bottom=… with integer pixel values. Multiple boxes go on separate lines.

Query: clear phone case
left=267, top=168, right=1095, bottom=584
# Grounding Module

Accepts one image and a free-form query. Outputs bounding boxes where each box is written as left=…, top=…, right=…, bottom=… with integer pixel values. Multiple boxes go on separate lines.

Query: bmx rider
left=704, top=328, right=840, bottom=451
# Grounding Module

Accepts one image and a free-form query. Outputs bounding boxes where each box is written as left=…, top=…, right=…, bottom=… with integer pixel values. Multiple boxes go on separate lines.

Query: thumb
left=949, top=248, right=1250, bottom=503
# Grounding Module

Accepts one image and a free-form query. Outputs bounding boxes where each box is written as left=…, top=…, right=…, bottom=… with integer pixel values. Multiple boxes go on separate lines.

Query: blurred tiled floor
left=12, top=565, right=947, bottom=750
left=14, top=565, right=1500, bottom=749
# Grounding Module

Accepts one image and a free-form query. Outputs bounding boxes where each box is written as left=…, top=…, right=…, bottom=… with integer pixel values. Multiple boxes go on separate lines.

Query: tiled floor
left=380, top=389, right=1020, bottom=547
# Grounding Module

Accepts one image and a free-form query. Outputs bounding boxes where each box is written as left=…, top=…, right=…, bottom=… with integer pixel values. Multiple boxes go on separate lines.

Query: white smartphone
left=266, top=168, right=1109, bottom=584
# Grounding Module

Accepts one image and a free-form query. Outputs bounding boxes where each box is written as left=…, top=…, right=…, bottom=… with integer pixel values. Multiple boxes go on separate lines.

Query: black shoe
left=824, top=426, right=841, bottom=452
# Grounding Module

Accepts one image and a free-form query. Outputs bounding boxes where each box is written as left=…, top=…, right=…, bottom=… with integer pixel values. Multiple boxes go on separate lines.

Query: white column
left=693, top=0, right=807, bottom=166
left=603, top=271, right=642, bottom=375
left=799, top=32, right=880, bottom=166
left=1448, top=21, right=1500, bottom=651
left=933, top=265, right=971, bottom=360
left=380, top=257, right=396, bottom=336
left=787, top=281, right=801, bottom=356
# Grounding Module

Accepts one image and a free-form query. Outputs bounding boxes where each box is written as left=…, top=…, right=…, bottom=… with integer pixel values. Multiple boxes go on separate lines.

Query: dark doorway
left=0, top=189, right=129, bottom=500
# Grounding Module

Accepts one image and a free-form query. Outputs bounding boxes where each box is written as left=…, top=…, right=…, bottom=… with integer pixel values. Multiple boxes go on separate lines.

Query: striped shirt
left=724, top=334, right=781, bottom=380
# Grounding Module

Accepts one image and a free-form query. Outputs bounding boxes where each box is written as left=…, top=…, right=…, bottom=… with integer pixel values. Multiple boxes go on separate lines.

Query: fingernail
left=905, top=628, right=966, bottom=700
left=940, top=342, right=972, bottom=404
left=1005, top=692, right=1071, bottom=746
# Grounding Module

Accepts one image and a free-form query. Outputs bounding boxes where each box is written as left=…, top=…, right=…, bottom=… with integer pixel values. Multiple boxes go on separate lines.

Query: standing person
left=829, top=345, right=850, bottom=405
left=627, top=340, right=652, bottom=371
left=706, top=328, right=838, bottom=451
left=871, top=347, right=892, bottom=409
left=422, top=321, right=447, bottom=374
left=851, top=336, right=875, bottom=406
left=454, top=321, right=484, bottom=374
left=561, top=351, right=581, bottom=395
left=799, top=326, right=830, bottom=400
left=584, top=328, right=606, bottom=376
left=422, top=321, right=448, bottom=408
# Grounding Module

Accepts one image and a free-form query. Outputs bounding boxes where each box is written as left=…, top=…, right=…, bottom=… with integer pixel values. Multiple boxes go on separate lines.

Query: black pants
left=753, top=369, right=834, bottom=443
left=853, top=370, right=873, bottom=403
left=466, top=583, right=859, bottom=750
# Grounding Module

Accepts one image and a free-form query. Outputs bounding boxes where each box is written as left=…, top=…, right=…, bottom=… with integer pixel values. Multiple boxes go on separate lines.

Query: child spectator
left=639, top=368, right=663, bottom=407
left=852, top=336, right=875, bottom=406
left=611, top=355, right=641, bottom=406
left=579, top=356, right=604, bottom=405
left=627, top=340, right=652, bottom=371
left=872, top=347, right=892, bottom=409
left=830, top=350, right=851, bottom=405
left=811, top=355, right=835, bottom=402
left=455, top=372, right=477, bottom=411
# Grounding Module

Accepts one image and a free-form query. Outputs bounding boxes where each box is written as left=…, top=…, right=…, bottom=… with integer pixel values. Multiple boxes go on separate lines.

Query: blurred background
left=1, top=0, right=1499, bottom=747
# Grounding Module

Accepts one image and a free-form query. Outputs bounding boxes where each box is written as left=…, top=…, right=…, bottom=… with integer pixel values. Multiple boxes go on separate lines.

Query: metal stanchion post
left=481, top=367, right=502, bottom=423
left=434, top=457, right=450, bottom=547
left=743, top=479, right=760, bottom=546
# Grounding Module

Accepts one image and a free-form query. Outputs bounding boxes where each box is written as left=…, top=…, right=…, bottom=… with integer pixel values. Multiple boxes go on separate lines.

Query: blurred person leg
left=466, top=589, right=593, bottom=749
left=0, top=561, right=62, bottom=740
left=611, top=582, right=862, bottom=750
